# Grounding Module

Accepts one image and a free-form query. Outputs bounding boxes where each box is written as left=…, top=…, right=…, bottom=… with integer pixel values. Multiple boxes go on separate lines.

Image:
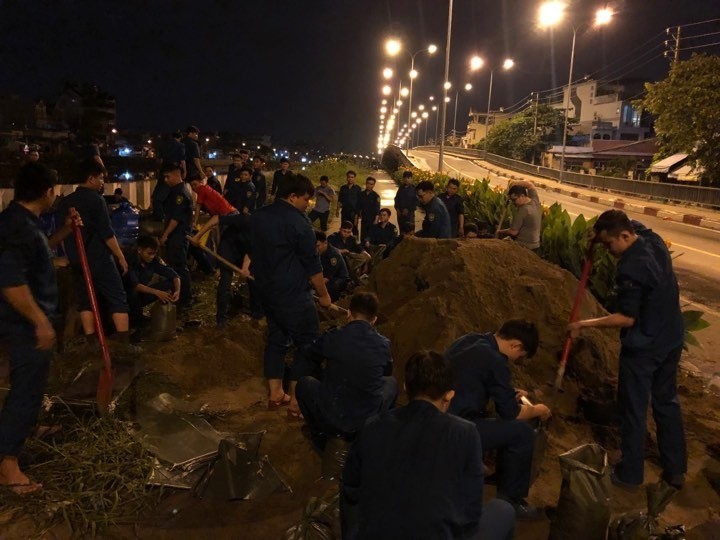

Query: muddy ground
left=2, top=238, right=720, bottom=539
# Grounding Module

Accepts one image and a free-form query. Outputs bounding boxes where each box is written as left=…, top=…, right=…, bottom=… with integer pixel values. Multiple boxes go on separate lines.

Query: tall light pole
left=437, top=0, right=454, bottom=172
left=432, top=105, right=439, bottom=144
left=423, top=111, right=430, bottom=144
left=538, top=2, right=613, bottom=181
left=452, top=83, right=473, bottom=146
left=483, top=58, right=515, bottom=153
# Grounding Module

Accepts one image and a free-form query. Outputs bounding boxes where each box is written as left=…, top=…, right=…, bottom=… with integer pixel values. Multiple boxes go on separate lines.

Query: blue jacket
left=418, top=196, right=452, bottom=239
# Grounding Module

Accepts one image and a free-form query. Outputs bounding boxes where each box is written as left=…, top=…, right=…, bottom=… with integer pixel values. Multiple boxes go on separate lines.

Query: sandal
left=267, top=393, right=292, bottom=410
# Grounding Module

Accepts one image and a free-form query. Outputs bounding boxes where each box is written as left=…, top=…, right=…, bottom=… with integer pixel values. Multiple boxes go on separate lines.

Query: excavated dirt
left=3, top=238, right=720, bottom=539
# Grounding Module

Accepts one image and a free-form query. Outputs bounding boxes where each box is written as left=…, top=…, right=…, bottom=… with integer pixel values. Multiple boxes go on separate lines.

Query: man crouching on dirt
left=251, top=174, right=332, bottom=419
left=446, top=319, right=551, bottom=520
left=568, top=210, right=686, bottom=491
left=0, top=163, right=79, bottom=495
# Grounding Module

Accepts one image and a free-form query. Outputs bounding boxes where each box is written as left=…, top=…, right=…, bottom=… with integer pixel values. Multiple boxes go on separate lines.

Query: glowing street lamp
left=538, top=2, right=613, bottom=180
left=385, top=39, right=402, bottom=56
left=464, top=83, right=473, bottom=91
left=383, top=67, right=394, bottom=79
left=409, top=69, right=418, bottom=79
left=470, top=55, right=484, bottom=71
left=444, top=81, right=452, bottom=90
left=382, top=85, right=392, bottom=96
left=400, top=87, right=410, bottom=97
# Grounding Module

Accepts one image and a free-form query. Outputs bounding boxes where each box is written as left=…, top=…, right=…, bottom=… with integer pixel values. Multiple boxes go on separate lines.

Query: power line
left=677, top=41, right=720, bottom=52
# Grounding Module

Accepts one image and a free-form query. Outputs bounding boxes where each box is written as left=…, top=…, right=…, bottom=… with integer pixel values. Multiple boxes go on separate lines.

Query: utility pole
left=531, top=91, right=540, bottom=165
left=437, top=0, right=454, bottom=172
left=664, top=26, right=681, bottom=64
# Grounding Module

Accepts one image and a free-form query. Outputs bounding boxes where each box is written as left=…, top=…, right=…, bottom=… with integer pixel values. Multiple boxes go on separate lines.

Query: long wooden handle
left=495, top=202, right=510, bottom=238
left=186, top=235, right=254, bottom=280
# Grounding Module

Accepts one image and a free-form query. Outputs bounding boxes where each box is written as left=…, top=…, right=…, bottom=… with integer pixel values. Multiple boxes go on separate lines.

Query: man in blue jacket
left=415, top=180, right=451, bottom=239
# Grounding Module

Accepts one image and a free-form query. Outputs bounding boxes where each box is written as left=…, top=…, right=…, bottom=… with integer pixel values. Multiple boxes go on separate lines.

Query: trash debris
left=608, top=480, right=682, bottom=540
left=283, top=492, right=341, bottom=540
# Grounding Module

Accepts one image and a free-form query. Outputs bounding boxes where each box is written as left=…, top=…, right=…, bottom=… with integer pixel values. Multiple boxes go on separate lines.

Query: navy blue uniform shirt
left=327, top=231, right=363, bottom=253
left=338, top=184, right=362, bottom=213
left=125, top=251, right=178, bottom=290
left=418, top=196, right=452, bottom=239
left=58, top=186, right=115, bottom=266
left=368, top=222, right=397, bottom=245
left=307, top=319, right=392, bottom=432
left=358, top=190, right=380, bottom=220
left=183, top=137, right=202, bottom=180
left=447, top=333, right=520, bottom=421
left=343, top=399, right=484, bottom=540
left=320, top=244, right=350, bottom=288
left=271, top=169, right=293, bottom=196
left=252, top=169, right=267, bottom=205
left=394, top=184, right=417, bottom=213
left=0, top=202, right=58, bottom=337
left=163, top=183, right=194, bottom=236
left=439, top=192, right=465, bottom=237
left=160, top=139, right=186, bottom=166
left=250, top=199, right=322, bottom=302
left=615, top=222, right=684, bottom=354
left=225, top=179, right=256, bottom=213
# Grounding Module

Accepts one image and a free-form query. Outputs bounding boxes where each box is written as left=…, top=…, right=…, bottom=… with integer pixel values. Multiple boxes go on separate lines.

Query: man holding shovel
left=0, top=163, right=79, bottom=495
left=567, top=210, right=686, bottom=491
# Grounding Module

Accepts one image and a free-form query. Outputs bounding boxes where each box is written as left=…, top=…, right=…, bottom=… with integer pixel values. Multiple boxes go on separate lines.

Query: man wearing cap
left=271, top=157, right=293, bottom=198
left=182, top=126, right=205, bottom=182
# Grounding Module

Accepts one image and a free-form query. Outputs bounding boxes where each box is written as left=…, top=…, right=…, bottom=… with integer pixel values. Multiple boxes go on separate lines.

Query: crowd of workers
left=0, top=125, right=686, bottom=539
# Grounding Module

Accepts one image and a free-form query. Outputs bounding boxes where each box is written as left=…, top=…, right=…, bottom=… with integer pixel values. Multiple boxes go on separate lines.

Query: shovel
left=73, top=218, right=114, bottom=414
left=186, top=235, right=253, bottom=280
left=554, top=242, right=596, bottom=390
left=494, top=199, right=511, bottom=238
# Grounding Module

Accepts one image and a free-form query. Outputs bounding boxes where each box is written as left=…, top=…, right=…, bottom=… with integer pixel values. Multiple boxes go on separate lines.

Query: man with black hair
left=296, top=292, right=396, bottom=452
left=203, top=166, right=223, bottom=193
left=124, top=235, right=180, bottom=326
left=328, top=221, right=371, bottom=281
left=498, top=185, right=541, bottom=252
left=365, top=208, right=397, bottom=264
left=308, top=175, right=335, bottom=232
left=438, top=178, right=465, bottom=238
left=447, top=319, right=551, bottom=520
left=271, top=157, right=293, bottom=197
left=159, top=163, right=194, bottom=308
left=337, top=170, right=362, bottom=235
left=58, top=159, right=138, bottom=354
left=0, top=163, right=79, bottom=495
left=153, top=132, right=186, bottom=220
left=568, top=210, right=686, bottom=491
left=394, top=170, right=417, bottom=231
left=252, top=156, right=268, bottom=207
left=358, top=176, right=381, bottom=243
left=315, top=230, right=351, bottom=302
left=251, top=174, right=331, bottom=418
left=183, top=126, right=205, bottom=182
left=343, top=350, right=515, bottom=540
left=226, top=153, right=243, bottom=185
left=224, top=166, right=256, bottom=214
left=415, top=180, right=451, bottom=239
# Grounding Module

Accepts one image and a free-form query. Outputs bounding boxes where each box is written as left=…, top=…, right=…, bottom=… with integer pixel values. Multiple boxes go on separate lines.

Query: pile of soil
left=4, top=238, right=719, bottom=539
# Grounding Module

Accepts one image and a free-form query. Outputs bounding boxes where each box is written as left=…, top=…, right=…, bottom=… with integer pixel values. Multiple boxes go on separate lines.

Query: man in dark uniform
left=328, top=221, right=371, bottom=282
left=203, top=166, right=223, bottom=193
left=0, top=163, right=78, bottom=495
left=153, top=132, right=186, bottom=220
left=251, top=174, right=331, bottom=418
left=226, top=153, right=243, bottom=185
left=316, top=230, right=352, bottom=302
left=183, top=125, right=205, bottom=182
left=224, top=166, right=256, bottom=214
left=438, top=178, right=465, bottom=238
left=447, top=319, right=550, bottom=520
left=124, top=235, right=180, bottom=327
left=357, top=176, right=381, bottom=243
left=394, top=170, right=417, bottom=231
left=58, top=159, right=137, bottom=353
left=159, top=163, right=194, bottom=308
left=252, top=155, right=268, bottom=207
left=568, top=210, right=686, bottom=491
left=337, top=170, right=362, bottom=235
left=271, top=157, right=293, bottom=198
left=297, top=292, right=397, bottom=452
left=365, top=208, right=397, bottom=263
left=342, top=350, right=515, bottom=540
left=415, top=180, right=452, bottom=239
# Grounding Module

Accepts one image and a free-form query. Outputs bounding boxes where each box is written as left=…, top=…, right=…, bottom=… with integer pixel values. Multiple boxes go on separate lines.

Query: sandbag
left=283, top=493, right=341, bottom=540
left=608, top=481, right=681, bottom=540
left=549, top=443, right=611, bottom=540
left=321, top=436, right=352, bottom=481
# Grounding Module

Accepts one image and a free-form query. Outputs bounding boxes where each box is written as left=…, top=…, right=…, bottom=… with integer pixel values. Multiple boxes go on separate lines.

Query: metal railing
left=416, top=145, right=720, bottom=208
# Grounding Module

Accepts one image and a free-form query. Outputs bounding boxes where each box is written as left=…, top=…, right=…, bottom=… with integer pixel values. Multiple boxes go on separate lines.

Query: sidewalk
left=410, top=151, right=720, bottom=231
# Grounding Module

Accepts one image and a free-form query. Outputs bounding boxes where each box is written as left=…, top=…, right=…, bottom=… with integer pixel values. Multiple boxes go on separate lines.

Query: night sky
left=1, top=0, right=718, bottom=153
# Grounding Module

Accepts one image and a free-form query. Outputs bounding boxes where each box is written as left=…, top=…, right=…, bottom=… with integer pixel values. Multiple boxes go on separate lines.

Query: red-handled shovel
left=72, top=215, right=114, bottom=414
left=554, top=243, right=596, bottom=390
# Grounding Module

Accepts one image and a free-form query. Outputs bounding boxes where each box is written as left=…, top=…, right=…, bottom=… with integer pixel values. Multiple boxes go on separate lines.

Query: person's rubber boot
left=82, top=333, right=100, bottom=356
left=509, top=498, right=546, bottom=521
left=661, top=472, right=684, bottom=490
left=109, top=331, right=143, bottom=357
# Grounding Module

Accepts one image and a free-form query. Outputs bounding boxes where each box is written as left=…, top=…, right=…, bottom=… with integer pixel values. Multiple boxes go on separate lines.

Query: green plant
left=682, top=309, right=710, bottom=349
left=461, top=179, right=509, bottom=230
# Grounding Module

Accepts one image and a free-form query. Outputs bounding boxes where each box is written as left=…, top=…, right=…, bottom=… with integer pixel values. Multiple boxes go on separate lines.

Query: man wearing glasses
left=446, top=319, right=551, bottom=521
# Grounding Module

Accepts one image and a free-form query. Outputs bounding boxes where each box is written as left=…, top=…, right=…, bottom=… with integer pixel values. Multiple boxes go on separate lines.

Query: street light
left=422, top=111, right=430, bottom=144
left=383, top=67, right=394, bottom=79
left=538, top=2, right=613, bottom=180
left=470, top=55, right=484, bottom=71
left=385, top=39, right=402, bottom=56
left=382, top=85, right=391, bottom=95
left=484, top=58, right=515, bottom=153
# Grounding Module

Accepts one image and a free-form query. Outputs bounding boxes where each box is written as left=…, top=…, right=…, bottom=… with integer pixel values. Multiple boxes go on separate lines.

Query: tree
left=641, top=54, right=720, bottom=186
left=477, top=104, right=566, bottom=162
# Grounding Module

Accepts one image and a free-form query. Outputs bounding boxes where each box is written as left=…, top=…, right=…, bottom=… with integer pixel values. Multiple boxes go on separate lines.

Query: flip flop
left=267, top=393, right=292, bottom=410
left=1, top=481, right=43, bottom=496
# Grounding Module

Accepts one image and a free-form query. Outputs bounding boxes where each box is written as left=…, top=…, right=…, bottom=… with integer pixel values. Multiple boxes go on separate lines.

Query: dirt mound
left=368, top=237, right=619, bottom=398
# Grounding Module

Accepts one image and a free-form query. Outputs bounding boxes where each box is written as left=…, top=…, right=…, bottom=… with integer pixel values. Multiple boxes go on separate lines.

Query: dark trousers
left=616, top=345, right=686, bottom=484
left=397, top=210, right=415, bottom=231
left=475, top=417, right=535, bottom=502
left=359, top=217, right=374, bottom=244
left=165, top=233, right=191, bottom=305
left=296, top=375, right=398, bottom=450
left=308, top=210, right=330, bottom=231
left=326, top=279, right=351, bottom=302
left=0, top=340, right=52, bottom=456
left=127, top=278, right=173, bottom=325
left=261, top=295, right=319, bottom=381
left=216, top=230, right=244, bottom=325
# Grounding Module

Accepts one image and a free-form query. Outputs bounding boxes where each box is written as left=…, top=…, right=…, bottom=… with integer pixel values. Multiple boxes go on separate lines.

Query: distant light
left=111, top=128, right=118, bottom=134
left=382, top=99, right=387, bottom=105
left=385, top=39, right=401, bottom=56
left=538, top=1, right=566, bottom=28
left=383, top=67, right=394, bottom=79
left=400, top=87, right=409, bottom=97
left=396, top=100, right=403, bottom=106
left=428, top=44, right=438, bottom=54
left=205, top=137, right=210, bottom=142
left=470, top=56, right=484, bottom=71
left=465, top=83, right=473, bottom=91
left=432, top=106, right=437, bottom=111
left=445, top=96, right=451, bottom=103
left=503, top=58, right=515, bottom=70
left=242, top=142, right=246, bottom=146
left=118, top=147, right=132, bottom=157
left=147, top=139, right=152, bottom=144
left=429, top=95, right=435, bottom=101
left=595, top=7, right=613, bottom=26
left=409, top=69, right=418, bottom=80
left=257, top=145, right=261, bottom=149
left=301, top=157, right=307, bottom=163
left=444, top=81, right=452, bottom=90
left=122, top=171, right=132, bottom=180
left=382, top=85, right=392, bottom=95
left=208, top=151, right=218, bottom=159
